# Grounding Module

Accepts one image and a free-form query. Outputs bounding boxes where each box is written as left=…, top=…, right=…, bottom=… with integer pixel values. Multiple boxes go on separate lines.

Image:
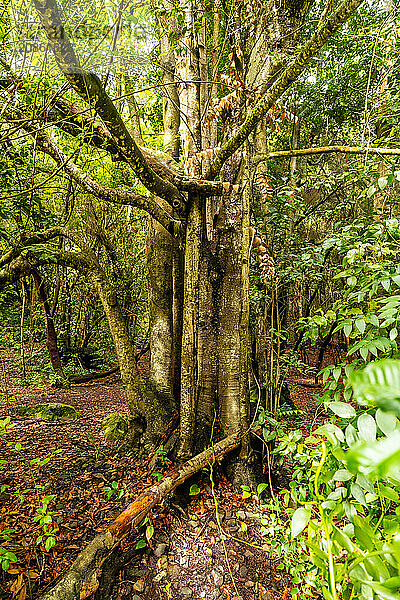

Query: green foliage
left=281, top=360, right=400, bottom=600
left=104, top=480, right=127, bottom=500
left=0, top=417, right=61, bottom=569
left=101, top=412, right=128, bottom=441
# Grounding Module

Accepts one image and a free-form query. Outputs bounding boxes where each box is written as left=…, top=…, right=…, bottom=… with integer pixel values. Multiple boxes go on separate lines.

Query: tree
left=0, top=0, right=382, bottom=482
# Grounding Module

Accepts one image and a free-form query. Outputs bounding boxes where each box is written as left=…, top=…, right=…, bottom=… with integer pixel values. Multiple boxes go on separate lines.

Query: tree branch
left=3, top=105, right=179, bottom=234
left=255, top=145, right=400, bottom=161
left=32, top=0, right=185, bottom=208
left=205, top=0, right=366, bottom=179
left=39, top=433, right=241, bottom=600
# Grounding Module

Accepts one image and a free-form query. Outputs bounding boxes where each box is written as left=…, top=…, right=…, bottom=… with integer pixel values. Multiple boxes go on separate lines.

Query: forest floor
left=0, top=345, right=330, bottom=600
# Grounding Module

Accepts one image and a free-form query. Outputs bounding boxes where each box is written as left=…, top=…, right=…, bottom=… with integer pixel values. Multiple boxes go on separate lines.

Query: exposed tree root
left=39, top=433, right=241, bottom=600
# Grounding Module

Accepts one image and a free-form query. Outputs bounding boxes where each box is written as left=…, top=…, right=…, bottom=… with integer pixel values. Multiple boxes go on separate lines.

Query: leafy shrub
left=286, top=360, right=400, bottom=600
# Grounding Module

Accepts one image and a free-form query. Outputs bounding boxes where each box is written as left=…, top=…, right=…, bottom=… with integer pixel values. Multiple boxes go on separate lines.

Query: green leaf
left=378, top=176, right=388, bottom=190
left=327, top=401, right=356, bottom=419
left=44, top=536, right=55, bottom=552
left=360, top=346, right=369, bottom=361
left=359, top=580, right=400, bottom=600
left=390, top=327, right=398, bottom=341
left=315, top=423, right=344, bottom=444
left=350, top=360, right=400, bottom=416
left=345, top=423, right=358, bottom=445
left=189, top=484, right=200, bottom=496
left=357, top=414, right=377, bottom=441
left=355, top=318, right=366, bottom=334
left=333, top=469, right=353, bottom=482
left=135, top=540, right=147, bottom=549
left=350, top=482, right=367, bottom=506
left=146, top=525, right=154, bottom=540
left=346, top=430, right=400, bottom=477
left=257, top=483, right=268, bottom=496
left=290, top=507, right=311, bottom=539
left=379, top=485, right=399, bottom=502
left=344, top=323, right=353, bottom=337
left=353, top=515, right=375, bottom=551
left=332, top=526, right=355, bottom=552
left=376, top=409, right=397, bottom=436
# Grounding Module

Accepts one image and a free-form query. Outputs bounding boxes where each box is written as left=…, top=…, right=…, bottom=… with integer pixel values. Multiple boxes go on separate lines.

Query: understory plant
left=0, top=416, right=61, bottom=570
left=286, top=359, right=400, bottom=600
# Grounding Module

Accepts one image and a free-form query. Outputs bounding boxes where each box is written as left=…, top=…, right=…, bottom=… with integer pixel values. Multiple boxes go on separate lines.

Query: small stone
left=168, top=564, right=181, bottom=579
left=236, top=510, right=246, bottom=521
left=208, top=520, right=218, bottom=529
left=157, top=555, right=168, bottom=570
left=133, top=579, right=145, bottom=593
left=188, top=520, right=199, bottom=528
left=154, top=543, right=168, bottom=557
left=245, top=580, right=254, bottom=588
left=239, top=565, right=248, bottom=577
left=126, top=567, right=146, bottom=579
left=213, top=572, right=224, bottom=587
left=132, top=596, right=143, bottom=600
left=153, top=570, right=167, bottom=582
left=180, top=587, right=193, bottom=598
left=244, top=550, right=254, bottom=558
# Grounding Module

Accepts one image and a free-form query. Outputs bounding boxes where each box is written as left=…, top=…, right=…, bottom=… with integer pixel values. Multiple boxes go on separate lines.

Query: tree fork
left=39, top=433, right=241, bottom=600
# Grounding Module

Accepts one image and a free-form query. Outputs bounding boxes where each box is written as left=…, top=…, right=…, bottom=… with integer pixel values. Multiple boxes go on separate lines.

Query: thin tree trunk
left=178, top=192, right=202, bottom=459
left=31, top=270, right=66, bottom=380
left=92, top=272, right=172, bottom=447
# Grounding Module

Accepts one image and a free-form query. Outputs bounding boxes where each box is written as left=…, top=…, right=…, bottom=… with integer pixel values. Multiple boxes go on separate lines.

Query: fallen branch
left=39, top=432, right=241, bottom=600
left=68, top=367, right=120, bottom=384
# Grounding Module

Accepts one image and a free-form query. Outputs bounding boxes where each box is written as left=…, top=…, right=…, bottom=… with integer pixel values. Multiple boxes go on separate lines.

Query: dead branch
left=39, top=432, right=241, bottom=600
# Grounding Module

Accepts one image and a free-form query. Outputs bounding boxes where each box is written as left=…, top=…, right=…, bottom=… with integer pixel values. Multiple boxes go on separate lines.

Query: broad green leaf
left=350, top=360, right=400, bottom=416
left=333, top=469, right=353, bottom=482
left=135, top=540, right=147, bottom=549
left=189, top=484, right=200, bottom=496
left=360, top=346, right=369, bottom=361
left=332, top=526, right=355, bottom=552
left=357, top=414, right=377, bottom=441
left=356, top=473, right=374, bottom=494
left=378, top=176, right=388, bottom=190
left=376, top=409, right=397, bottom=436
left=384, top=577, right=400, bottom=590
left=356, top=318, right=366, bottom=334
left=315, top=423, right=344, bottom=444
left=344, top=322, right=353, bottom=337
left=353, top=515, right=375, bottom=551
left=290, top=507, right=311, bottom=539
left=327, top=401, right=356, bottom=419
left=350, top=482, right=367, bottom=506
left=345, top=423, right=358, bottom=446
left=146, top=525, right=154, bottom=541
left=390, top=328, right=399, bottom=341
left=346, top=430, right=400, bottom=477
left=369, top=314, right=380, bottom=328
left=379, top=485, right=399, bottom=502
left=360, top=580, right=400, bottom=600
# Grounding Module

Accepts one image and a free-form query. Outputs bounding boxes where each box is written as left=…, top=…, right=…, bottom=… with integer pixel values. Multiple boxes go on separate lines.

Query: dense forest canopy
left=1, top=0, right=400, bottom=598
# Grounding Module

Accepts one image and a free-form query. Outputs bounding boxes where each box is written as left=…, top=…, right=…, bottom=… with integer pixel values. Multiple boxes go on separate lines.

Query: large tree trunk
left=147, top=216, right=174, bottom=401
